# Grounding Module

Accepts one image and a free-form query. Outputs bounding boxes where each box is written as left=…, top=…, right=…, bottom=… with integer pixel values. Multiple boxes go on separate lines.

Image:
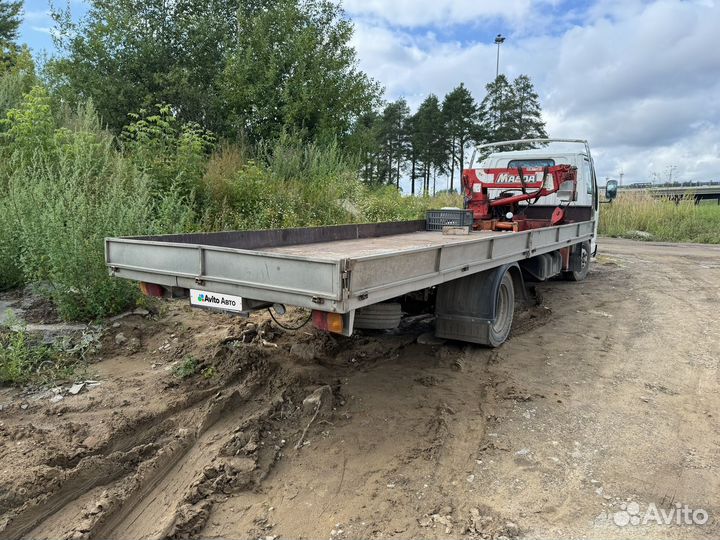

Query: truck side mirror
left=606, top=180, right=618, bottom=201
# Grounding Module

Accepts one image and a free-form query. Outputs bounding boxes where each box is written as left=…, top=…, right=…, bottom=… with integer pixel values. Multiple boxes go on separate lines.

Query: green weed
left=173, top=356, right=199, bottom=379
left=0, top=320, right=93, bottom=386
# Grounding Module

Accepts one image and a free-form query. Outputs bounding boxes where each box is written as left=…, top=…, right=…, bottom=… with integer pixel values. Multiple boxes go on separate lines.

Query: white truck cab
left=472, top=140, right=600, bottom=255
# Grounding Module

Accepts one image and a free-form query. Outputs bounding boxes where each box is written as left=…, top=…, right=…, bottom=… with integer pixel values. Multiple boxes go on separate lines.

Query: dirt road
left=1, top=238, right=718, bottom=539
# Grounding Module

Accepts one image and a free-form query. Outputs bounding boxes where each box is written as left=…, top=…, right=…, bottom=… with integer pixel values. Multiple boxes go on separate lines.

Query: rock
left=114, top=333, right=127, bottom=345
left=109, top=308, right=150, bottom=322
left=302, top=385, right=333, bottom=416
left=289, top=342, right=317, bottom=361
left=626, top=230, right=652, bottom=240
left=417, top=332, right=446, bottom=346
left=126, top=337, right=141, bottom=354
left=68, top=383, right=85, bottom=395
left=261, top=339, right=278, bottom=348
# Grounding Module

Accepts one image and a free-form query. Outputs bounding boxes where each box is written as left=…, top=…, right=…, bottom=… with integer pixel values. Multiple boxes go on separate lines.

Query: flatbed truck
left=106, top=139, right=609, bottom=347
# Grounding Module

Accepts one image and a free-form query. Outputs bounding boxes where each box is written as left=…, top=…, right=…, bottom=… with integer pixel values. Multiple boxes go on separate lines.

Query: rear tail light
left=312, top=310, right=344, bottom=334
left=139, top=282, right=165, bottom=297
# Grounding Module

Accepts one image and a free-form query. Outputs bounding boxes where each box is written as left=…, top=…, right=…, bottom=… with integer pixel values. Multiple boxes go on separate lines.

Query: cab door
left=582, top=157, right=599, bottom=255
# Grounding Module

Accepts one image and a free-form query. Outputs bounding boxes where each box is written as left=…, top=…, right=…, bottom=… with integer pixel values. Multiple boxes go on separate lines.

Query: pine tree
left=377, top=99, right=410, bottom=188
left=410, top=95, right=445, bottom=195
left=512, top=74, right=548, bottom=143
left=441, top=83, right=480, bottom=192
left=348, top=110, right=382, bottom=184
left=406, top=112, right=420, bottom=195
left=478, top=74, right=547, bottom=150
left=0, top=0, right=22, bottom=69
left=478, top=75, right=516, bottom=144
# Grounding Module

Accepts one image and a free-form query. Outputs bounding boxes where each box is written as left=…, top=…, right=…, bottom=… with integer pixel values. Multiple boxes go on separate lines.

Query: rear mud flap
left=434, top=263, right=523, bottom=345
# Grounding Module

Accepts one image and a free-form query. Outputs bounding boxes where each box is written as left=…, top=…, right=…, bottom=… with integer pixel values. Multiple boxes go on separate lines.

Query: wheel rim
left=580, top=245, right=589, bottom=270
left=491, top=280, right=512, bottom=337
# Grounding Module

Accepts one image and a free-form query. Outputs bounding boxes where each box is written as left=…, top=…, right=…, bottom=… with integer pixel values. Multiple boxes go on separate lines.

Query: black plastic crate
left=425, top=209, right=474, bottom=231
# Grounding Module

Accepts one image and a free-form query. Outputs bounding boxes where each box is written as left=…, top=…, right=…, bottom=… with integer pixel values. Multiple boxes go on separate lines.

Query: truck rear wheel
left=435, top=265, right=520, bottom=347
left=487, top=272, right=515, bottom=347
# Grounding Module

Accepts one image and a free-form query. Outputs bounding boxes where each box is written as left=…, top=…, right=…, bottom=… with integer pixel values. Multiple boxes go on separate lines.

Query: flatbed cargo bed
left=106, top=219, right=594, bottom=314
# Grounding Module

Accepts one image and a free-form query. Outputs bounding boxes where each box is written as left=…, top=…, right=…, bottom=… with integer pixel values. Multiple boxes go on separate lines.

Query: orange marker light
left=327, top=313, right=344, bottom=333
left=312, top=310, right=344, bottom=334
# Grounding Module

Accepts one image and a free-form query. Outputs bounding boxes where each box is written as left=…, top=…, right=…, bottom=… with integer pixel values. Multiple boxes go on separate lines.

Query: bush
left=0, top=326, right=59, bottom=385
left=0, top=87, right=197, bottom=318
left=121, top=104, right=215, bottom=200
left=173, top=356, right=199, bottom=379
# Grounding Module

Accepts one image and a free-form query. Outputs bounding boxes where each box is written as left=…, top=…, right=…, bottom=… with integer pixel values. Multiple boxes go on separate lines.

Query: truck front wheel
left=563, top=241, right=591, bottom=282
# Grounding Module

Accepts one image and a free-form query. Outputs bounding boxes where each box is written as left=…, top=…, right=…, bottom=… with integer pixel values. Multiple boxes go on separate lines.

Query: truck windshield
left=507, top=159, right=555, bottom=168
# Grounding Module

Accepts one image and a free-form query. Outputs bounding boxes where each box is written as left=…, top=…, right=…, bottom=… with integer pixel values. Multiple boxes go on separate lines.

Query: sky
left=16, top=0, right=720, bottom=188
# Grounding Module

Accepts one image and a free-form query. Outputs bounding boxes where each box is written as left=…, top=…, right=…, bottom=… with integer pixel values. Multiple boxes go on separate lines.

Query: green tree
left=0, top=0, right=22, bottom=70
left=511, top=74, right=548, bottom=142
left=0, top=0, right=20, bottom=44
left=376, top=99, right=410, bottom=189
left=441, top=83, right=480, bottom=191
left=348, top=110, right=383, bottom=184
left=222, top=0, right=380, bottom=143
left=478, top=75, right=516, bottom=145
left=411, top=94, right=446, bottom=195
left=49, top=0, right=236, bottom=132
left=478, top=74, right=547, bottom=149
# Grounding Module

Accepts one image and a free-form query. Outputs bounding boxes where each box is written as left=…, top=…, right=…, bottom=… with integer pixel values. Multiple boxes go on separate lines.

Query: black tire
left=563, top=241, right=591, bottom=282
left=487, top=272, right=515, bottom=347
left=354, top=302, right=403, bottom=330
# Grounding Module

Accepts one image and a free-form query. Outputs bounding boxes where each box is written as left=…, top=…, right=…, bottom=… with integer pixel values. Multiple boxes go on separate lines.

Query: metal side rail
left=106, top=220, right=594, bottom=313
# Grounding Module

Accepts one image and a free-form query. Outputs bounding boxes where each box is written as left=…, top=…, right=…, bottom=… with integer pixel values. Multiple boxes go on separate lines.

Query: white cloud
left=343, top=0, right=534, bottom=28
left=349, top=0, right=720, bottom=184
left=23, top=9, right=51, bottom=22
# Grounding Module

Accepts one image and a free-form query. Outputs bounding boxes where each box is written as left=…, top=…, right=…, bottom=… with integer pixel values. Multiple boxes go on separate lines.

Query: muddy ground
left=0, top=238, right=718, bottom=540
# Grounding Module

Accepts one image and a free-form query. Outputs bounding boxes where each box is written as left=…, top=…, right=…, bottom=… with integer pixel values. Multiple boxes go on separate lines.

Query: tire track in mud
left=2, top=347, right=294, bottom=540
left=4, top=327, right=421, bottom=540
left=1, top=302, right=547, bottom=540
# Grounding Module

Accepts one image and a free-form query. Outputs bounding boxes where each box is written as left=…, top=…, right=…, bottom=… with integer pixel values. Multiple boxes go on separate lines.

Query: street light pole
left=494, top=34, right=505, bottom=80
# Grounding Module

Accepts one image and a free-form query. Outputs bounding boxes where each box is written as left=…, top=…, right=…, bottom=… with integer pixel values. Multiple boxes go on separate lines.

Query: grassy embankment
left=0, top=84, right=461, bottom=384
left=599, top=192, right=720, bottom=243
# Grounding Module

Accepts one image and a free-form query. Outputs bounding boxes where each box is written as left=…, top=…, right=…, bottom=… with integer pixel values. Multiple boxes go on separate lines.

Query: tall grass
left=200, top=137, right=462, bottom=231
left=0, top=87, right=196, bottom=318
left=0, top=83, right=462, bottom=321
left=599, top=192, right=720, bottom=243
